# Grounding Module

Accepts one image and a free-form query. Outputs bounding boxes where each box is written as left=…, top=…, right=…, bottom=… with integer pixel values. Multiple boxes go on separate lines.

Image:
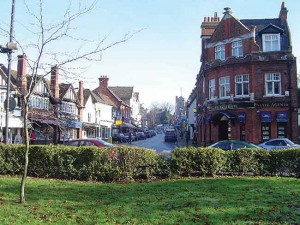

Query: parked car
left=112, top=133, right=127, bottom=143
left=64, top=138, right=114, bottom=147
left=164, top=129, right=177, bottom=142
left=258, top=138, right=300, bottom=150
left=209, top=140, right=260, bottom=150
left=135, top=132, right=146, bottom=140
left=144, top=130, right=151, bottom=138
left=149, top=130, right=156, bottom=136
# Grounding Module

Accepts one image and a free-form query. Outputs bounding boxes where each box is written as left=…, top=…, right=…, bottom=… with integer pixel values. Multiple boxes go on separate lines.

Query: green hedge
left=1, top=144, right=300, bottom=181
left=171, top=147, right=300, bottom=177
left=0, top=144, right=159, bottom=182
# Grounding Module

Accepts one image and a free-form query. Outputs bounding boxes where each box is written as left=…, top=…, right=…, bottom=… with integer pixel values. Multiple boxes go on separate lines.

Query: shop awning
left=83, top=122, right=98, bottom=128
left=276, top=111, right=288, bottom=122
left=121, top=122, right=136, bottom=129
left=31, top=118, right=58, bottom=125
left=211, top=111, right=237, bottom=123
left=61, top=120, right=82, bottom=129
left=260, top=111, right=272, bottom=123
left=238, top=112, right=246, bottom=123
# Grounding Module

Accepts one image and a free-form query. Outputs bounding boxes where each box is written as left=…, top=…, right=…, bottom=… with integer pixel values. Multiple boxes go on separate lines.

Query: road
left=129, top=133, right=176, bottom=154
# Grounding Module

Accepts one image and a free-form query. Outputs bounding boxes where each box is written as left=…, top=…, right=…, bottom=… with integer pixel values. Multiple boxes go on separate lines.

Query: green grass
left=0, top=176, right=300, bottom=224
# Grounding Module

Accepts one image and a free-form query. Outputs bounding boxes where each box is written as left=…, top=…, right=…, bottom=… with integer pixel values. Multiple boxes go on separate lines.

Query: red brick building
left=196, top=2, right=298, bottom=146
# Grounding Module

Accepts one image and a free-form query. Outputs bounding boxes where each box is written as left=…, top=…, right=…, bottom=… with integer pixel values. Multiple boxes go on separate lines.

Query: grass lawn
left=0, top=176, right=299, bottom=224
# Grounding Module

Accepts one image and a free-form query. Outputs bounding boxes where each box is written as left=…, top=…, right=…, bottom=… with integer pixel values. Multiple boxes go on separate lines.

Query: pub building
left=196, top=3, right=298, bottom=146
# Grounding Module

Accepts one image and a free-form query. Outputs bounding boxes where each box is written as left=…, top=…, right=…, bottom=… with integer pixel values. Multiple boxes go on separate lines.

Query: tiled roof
left=0, top=64, right=19, bottom=92
left=240, top=18, right=290, bottom=51
left=109, top=86, right=133, bottom=105
left=59, top=83, right=71, bottom=99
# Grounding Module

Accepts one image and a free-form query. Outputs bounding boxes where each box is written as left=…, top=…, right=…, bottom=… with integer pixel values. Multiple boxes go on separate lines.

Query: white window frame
left=208, top=79, right=215, bottom=99
left=265, top=73, right=281, bottom=96
left=215, top=44, right=225, bottom=60
left=232, top=40, right=243, bottom=57
left=219, top=76, right=230, bottom=98
left=262, top=34, right=280, bottom=52
left=235, top=74, right=249, bottom=97
left=0, top=76, right=6, bottom=86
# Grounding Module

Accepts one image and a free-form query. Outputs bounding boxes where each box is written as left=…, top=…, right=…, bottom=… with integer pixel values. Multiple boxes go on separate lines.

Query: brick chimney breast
left=279, top=1, right=288, bottom=21
left=78, top=81, right=84, bottom=106
left=50, top=65, right=59, bottom=98
left=99, top=75, right=109, bottom=89
left=17, top=54, right=27, bottom=93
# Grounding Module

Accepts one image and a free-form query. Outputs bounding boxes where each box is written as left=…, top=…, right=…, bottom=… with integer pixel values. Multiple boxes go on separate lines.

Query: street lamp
left=0, top=0, right=17, bottom=144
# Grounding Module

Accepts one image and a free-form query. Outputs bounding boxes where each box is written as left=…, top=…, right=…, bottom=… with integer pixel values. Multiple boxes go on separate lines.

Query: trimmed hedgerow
left=1, top=144, right=300, bottom=180
left=0, top=144, right=159, bottom=182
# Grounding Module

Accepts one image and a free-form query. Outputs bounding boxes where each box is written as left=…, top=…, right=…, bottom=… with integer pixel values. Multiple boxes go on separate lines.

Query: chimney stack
left=50, top=65, right=59, bottom=98
left=279, top=1, right=288, bottom=21
left=98, top=75, right=109, bottom=90
left=201, top=12, right=220, bottom=38
left=78, top=81, right=84, bottom=107
left=17, top=54, right=27, bottom=93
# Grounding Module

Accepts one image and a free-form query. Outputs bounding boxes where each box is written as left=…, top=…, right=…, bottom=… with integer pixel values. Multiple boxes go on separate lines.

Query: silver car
left=258, top=138, right=300, bottom=150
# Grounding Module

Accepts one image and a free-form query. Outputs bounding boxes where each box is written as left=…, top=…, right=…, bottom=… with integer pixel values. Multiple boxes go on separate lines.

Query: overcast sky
left=0, top=0, right=299, bottom=108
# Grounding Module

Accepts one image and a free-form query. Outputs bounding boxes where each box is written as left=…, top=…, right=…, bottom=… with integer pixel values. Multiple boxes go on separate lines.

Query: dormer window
left=232, top=40, right=243, bottom=57
left=262, top=34, right=280, bottom=52
left=215, top=44, right=225, bottom=60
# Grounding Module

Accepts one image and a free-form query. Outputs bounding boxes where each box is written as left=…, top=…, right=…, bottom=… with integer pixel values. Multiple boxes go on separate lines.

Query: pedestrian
left=14, top=132, right=22, bottom=144
left=128, top=130, right=132, bottom=144
left=185, top=130, right=190, bottom=147
left=30, top=130, right=36, bottom=145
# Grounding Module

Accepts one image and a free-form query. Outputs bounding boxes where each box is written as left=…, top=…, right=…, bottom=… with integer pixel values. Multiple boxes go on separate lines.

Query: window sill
left=263, top=95, right=284, bottom=98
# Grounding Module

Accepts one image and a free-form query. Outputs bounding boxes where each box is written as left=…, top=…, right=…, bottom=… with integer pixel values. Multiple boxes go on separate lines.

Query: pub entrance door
left=219, top=121, right=228, bottom=140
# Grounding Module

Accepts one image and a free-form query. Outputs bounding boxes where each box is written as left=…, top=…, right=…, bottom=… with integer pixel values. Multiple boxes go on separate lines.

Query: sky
left=0, top=0, right=300, bottom=108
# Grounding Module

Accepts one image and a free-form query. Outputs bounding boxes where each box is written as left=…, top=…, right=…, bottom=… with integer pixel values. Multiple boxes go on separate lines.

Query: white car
left=258, top=138, right=300, bottom=150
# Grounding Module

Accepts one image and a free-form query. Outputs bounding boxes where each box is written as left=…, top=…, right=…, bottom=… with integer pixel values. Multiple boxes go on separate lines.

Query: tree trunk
left=20, top=103, right=29, bottom=203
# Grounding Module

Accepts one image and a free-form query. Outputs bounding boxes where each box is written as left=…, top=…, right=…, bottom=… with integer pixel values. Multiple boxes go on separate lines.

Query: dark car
left=208, top=140, right=260, bottom=150
left=135, top=132, right=146, bottom=140
left=144, top=131, right=151, bottom=138
left=112, top=133, right=127, bottom=143
left=164, top=129, right=177, bottom=142
left=64, top=138, right=114, bottom=147
left=258, top=138, right=300, bottom=150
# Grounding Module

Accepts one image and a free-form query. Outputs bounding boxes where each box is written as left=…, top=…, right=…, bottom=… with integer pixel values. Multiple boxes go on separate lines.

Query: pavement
left=175, top=131, right=188, bottom=148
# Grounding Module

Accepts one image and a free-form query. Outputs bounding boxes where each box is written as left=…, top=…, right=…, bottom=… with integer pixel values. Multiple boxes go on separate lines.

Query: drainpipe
left=287, top=60, right=293, bottom=140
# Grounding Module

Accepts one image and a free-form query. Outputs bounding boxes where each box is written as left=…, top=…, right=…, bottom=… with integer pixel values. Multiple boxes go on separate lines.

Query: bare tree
left=1, top=0, right=142, bottom=203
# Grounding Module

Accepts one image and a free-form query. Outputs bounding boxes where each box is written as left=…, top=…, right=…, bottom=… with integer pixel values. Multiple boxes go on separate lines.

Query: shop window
left=261, top=123, right=271, bottom=141
left=277, top=122, right=286, bottom=138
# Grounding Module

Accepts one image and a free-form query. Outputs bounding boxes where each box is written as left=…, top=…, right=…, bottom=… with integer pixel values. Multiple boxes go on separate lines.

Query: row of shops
left=196, top=101, right=297, bottom=146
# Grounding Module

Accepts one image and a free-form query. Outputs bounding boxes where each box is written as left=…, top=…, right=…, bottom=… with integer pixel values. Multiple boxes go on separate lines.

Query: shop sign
left=254, top=102, right=289, bottom=108
left=207, top=102, right=254, bottom=111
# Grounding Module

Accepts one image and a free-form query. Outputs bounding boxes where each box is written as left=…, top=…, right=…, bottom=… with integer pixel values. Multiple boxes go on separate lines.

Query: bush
left=171, top=147, right=226, bottom=176
left=226, top=148, right=270, bottom=176
left=0, top=144, right=159, bottom=182
left=1, top=144, right=300, bottom=181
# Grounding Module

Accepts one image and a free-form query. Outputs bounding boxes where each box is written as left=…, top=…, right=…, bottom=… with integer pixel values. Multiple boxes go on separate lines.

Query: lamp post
left=0, top=0, right=17, bottom=144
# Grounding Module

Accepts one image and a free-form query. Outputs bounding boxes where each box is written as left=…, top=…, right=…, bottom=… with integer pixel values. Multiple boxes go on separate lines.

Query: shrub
left=0, top=144, right=159, bottom=182
left=171, top=147, right=226, bottom=176
left=226, top=148, right=270, bottom=176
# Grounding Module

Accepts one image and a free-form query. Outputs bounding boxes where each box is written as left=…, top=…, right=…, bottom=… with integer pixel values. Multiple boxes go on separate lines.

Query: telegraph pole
left=5, top=0, right=16, bottom=144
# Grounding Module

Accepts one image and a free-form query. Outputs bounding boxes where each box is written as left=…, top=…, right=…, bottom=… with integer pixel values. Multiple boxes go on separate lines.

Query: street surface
left=129, top=133, right=176, bottom=155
